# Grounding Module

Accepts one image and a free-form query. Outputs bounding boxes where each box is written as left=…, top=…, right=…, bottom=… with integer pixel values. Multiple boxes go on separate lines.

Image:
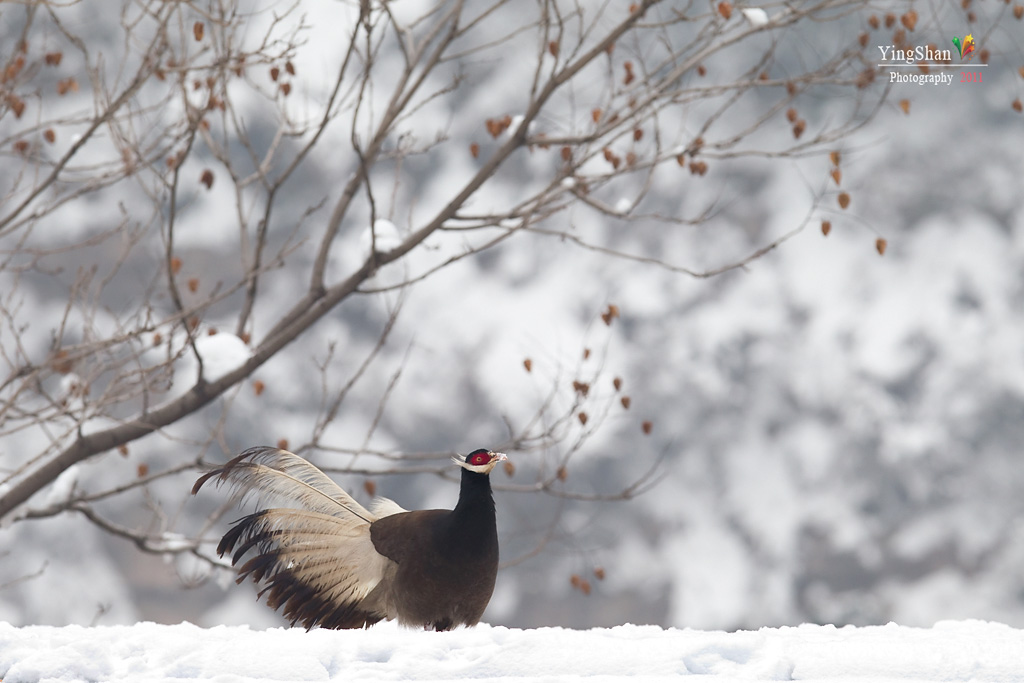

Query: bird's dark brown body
left=193, top=446, right=505, bottom=631
left=370, top=470, right=499, bottom=630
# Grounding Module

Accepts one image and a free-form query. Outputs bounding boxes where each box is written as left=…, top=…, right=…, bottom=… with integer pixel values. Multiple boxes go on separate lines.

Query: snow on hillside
left=2, top=620, right=1023, bottom=682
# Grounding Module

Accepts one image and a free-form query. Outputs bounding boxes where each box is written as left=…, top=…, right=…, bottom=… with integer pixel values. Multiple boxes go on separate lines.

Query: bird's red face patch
left=467, top=449, right=492, bottom=466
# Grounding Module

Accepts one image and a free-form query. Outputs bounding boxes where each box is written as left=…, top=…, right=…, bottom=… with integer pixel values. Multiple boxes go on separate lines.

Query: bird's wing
left=218, top=507, right=395, bottom=629
left=369, top=509, right=447, bottom=564
left=192, top=446, right=374, bottom=522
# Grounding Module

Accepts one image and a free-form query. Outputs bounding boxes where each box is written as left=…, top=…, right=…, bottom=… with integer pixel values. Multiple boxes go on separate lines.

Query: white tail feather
left=370, top=497, right=407, bottom=519
left=255, top=509, right=389, bottom=601
left=197, top=447, right=374, bottom=522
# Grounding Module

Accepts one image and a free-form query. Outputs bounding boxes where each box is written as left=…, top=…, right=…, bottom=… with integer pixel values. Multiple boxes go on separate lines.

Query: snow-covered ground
left=1, top=620, right=1022, bottom=682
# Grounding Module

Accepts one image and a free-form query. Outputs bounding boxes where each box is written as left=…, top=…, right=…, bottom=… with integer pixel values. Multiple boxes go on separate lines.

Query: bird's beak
left=489, top=451, right=507, bottom=463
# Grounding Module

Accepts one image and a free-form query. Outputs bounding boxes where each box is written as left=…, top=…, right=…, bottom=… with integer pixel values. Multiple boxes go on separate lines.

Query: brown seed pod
left=717, top=1, right=732, bottom=19
left=470, top=142, right=480, bottom=159
left=4, top=55, right=25, bottom=81
left=277, top=438, right=289, bottom=450
left=875, top=238, right=887, bottom=255
left=193, top=21, right=204, bottom=41
left=578, top=411, right=589, bottom=425
left=838, top=192, right=851, bottom=209
left=523, top=358, right=533, bottom=372
left=621, top=396, right=631, bottom=409
left=613, top=377, right=623, bottom=391
left=821, top=220, right=832, bottom=236
left=252, top=379, right=265, bottom=396
left=51, top=350, right=73, bottom=374
left=688, top=160, right=709, bottom=176
left=200, top=169, right=214, bottom=189
left=363, top=480, right=377, bottom=497
left=642, top=420, right=653, bottom=435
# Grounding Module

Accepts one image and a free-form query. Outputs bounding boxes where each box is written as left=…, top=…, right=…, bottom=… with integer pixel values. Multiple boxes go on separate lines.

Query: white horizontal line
left=879, top=63, right=988, bottom=67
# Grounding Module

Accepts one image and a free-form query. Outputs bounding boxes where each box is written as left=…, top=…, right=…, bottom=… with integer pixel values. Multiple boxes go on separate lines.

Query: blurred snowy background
left=2, top=0, right=1023, bottom=633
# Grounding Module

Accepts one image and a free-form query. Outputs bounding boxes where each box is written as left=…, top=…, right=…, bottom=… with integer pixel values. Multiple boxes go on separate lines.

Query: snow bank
left=1, top=620, right=1022, bottom=682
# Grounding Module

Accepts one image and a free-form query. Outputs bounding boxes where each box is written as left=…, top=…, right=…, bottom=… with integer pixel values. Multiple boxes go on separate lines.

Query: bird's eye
left=468, top=450, right=491, bottom=466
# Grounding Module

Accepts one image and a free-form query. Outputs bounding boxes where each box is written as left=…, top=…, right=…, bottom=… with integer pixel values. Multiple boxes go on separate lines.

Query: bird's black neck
left=452, top=469, right=496, bottom=533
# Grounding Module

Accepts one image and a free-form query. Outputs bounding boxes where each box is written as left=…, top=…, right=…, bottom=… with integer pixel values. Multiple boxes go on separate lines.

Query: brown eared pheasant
left=192, top=446, right=507, bottom=631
